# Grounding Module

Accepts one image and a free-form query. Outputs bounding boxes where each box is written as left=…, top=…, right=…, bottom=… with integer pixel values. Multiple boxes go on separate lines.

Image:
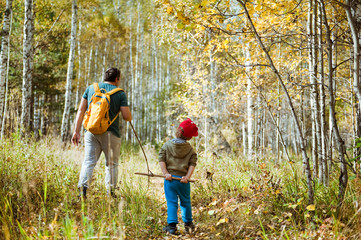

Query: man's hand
left=165, top=173, right=172, bottom=181
left=180, top=176, right=189, bottom=183
left=71, top=132, right=80, bottom=146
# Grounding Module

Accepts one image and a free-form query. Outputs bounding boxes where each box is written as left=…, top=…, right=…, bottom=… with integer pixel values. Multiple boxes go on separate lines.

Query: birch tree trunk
left=94, top=46, right=98, bottom=81
left=139, top=27, right=145, bottom=139
left=320, top=0, right=348, bottom=204
left=345, top=0, right=361, bottom=170
left=61, top=0, right=77, bottom=142
left=102, top=40, right=108, bottom=80
left=128, top=11, right=134, bottom=143
left=240, top=1, right=314, bottom=204
left=0, top=9, right=12, bottom=139
left=21, top=0, right=34, bottom=135
left=318, top=3, right=328, bottom=184
left=157, top=52, right=162, bottom=142
left=33, top=90, right=40, bottom=139
left=0, top=0, right=13, bottom=131
left=87, top=47, right=92, bottom=86
left=244, top=46, right=254, bottom=160
left=40, top=94, right=46, bottom=135
left=314, top=3, right=322, bottom=183
left=345, top=0, right=361, bottom=112
left=309, top=0, right=319, bottom=178
left=240, top=121, right=246, bottom=155
left=75, top=21, right=82, bottom=109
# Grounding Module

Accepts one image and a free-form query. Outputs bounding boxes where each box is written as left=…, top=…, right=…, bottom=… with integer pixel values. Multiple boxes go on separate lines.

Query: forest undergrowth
left=0, top=135, right=361, bottom=239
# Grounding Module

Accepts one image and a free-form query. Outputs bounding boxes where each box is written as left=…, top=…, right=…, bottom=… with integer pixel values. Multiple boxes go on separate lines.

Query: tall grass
left=0, top=134, right=165, bottom=239
left=0, top=135, right=360, bottom=239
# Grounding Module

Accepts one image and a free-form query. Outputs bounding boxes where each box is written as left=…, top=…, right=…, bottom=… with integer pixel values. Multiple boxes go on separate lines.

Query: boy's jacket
left=159, top=140, right=197, bottom=176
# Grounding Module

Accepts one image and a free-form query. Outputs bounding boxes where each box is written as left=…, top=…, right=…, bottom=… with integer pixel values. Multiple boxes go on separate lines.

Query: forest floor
left=1, top=136, right=361, bottom=239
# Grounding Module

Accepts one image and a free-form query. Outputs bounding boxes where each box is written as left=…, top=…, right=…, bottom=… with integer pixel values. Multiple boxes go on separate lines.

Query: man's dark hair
left=104, top=67, right=120, bottom=82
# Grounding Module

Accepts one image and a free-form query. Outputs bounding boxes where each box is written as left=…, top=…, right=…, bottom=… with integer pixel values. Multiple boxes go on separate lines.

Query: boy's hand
left=180, top=176, right=189, bottom=183
left=165, top=173, right=172, bottom=181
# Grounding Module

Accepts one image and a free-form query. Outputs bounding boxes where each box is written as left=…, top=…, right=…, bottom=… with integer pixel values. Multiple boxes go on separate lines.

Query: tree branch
left=35, top=8, right=66, bottom=50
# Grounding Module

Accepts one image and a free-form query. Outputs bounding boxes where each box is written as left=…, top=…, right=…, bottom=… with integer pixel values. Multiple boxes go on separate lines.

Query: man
left=71, top=67, right=132, bottom=199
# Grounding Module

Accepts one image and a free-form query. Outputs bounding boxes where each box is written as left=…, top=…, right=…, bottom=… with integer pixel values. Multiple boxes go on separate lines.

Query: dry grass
left=0, top=135, right=360, bottom=239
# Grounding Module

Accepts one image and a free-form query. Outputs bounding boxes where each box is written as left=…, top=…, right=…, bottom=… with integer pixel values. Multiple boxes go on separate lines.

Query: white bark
left=94, top=46, right=98, bottom=81
left=320, top=0, right=348, bottom=202
left=33, top=91, right=40, bottom=139
left=276, top=82, right=281, bottom=163
left=242, top=121, right=247, bottom=155
left=75, top=21, right=81, bottom=109
left=21, top=0, right=34, bottom=134
left=0, top=0, right=13, bottom=131
left=205, top=117, right=208, bottom=156
left=166, top=51, right=170, bottom=136
left=135, top=2, right=141, bottom=139
left=0, top=9, right=12, bottom=139
left=346, top=0, right=361, bottom=110
left=129, top=11, right=134, bottom=143
left=157, top=52, right=162, bottom=142
left=61, top=0, right=77, bottom=142
left=318, top=4, right=328, bottom=184
left=308, top=0, right=318, bottom=178
left=139, top=28, right=145, bottom=138
left=244, top=46, right=254, bottom=160
left=40, top=94, right=46, bottom=135
left=87, top=47, right=92, bottom=86
left=102, top=40, right=108, bottom=80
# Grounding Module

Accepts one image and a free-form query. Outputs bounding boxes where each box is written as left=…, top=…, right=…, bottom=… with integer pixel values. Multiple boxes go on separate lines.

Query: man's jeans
left=78, top=131, right=121, bottom=190
left=164, top=176, right=193, bottom=224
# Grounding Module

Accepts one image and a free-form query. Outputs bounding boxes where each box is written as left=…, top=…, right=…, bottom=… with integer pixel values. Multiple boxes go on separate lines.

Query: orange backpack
left=83, top=83, right=123, bottom=134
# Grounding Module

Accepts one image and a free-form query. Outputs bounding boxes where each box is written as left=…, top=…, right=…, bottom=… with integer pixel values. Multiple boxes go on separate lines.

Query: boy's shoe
left=184, top=222, right=195, bottom=233
left=163, top=224, right=177, bottom=235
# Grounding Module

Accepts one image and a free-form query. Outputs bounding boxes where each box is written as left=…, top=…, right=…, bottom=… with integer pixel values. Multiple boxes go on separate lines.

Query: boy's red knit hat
left=179, top=118, right=198, bottom=138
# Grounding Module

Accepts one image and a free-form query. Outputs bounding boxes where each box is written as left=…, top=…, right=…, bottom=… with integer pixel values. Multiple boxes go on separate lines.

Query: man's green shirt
left=83, top=82, right=128, bottom=138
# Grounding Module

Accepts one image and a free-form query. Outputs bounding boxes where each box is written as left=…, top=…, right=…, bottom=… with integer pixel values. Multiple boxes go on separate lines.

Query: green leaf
left=185, top=25, right=193, bottom=31
left=177, top=23, right=184, bottom=29
left=348, top=154, right=361, bottom=163
left=349, top=175, right=356, bottom=181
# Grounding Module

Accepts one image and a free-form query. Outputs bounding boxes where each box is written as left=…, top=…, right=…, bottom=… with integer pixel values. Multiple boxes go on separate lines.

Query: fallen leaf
left=306, top=204, right=316, bottom=211
left=208, top=210, right=215, bottom=215
left=216, top=218, right=229, bottom=226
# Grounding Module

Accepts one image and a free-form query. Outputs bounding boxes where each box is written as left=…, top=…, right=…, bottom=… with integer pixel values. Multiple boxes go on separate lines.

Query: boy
left=159, top=118, right=198, bottom=235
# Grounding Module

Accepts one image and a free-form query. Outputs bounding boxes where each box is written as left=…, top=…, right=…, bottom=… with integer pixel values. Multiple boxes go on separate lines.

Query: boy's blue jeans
left=164, top=176, right=193, bottom=224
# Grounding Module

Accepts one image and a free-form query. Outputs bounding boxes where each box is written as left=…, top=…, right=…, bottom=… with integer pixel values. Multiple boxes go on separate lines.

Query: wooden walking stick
left=134, top=172, right=195, bottom=182
left=130, top=121, right=153, bottom=175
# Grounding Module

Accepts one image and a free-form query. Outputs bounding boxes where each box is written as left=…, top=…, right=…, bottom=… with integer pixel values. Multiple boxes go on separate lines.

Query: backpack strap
left=106, top=87, right=124, bottom=125
left=93, top=83, right=101, bottom=93
left=109, top=112, right=120, bottom=125
left=107, top=88, right=124, bottom=96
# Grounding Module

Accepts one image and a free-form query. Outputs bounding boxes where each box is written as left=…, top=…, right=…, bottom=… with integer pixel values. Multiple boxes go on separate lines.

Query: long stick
left=135, top=172, right=195, bottom=183
left=130, top=121, right=153, bottom=175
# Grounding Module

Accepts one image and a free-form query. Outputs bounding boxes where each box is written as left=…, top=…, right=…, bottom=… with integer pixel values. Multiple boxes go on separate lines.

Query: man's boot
left=107, top=188, right=117, bottom=199
left=78, top=186, right=87, bottom=200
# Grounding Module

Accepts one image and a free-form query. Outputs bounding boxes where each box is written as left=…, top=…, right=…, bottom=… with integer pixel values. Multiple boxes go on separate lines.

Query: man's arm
left=71, top=98, right=87, bottom=146
left=120, top=106, right=132, bottom=121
